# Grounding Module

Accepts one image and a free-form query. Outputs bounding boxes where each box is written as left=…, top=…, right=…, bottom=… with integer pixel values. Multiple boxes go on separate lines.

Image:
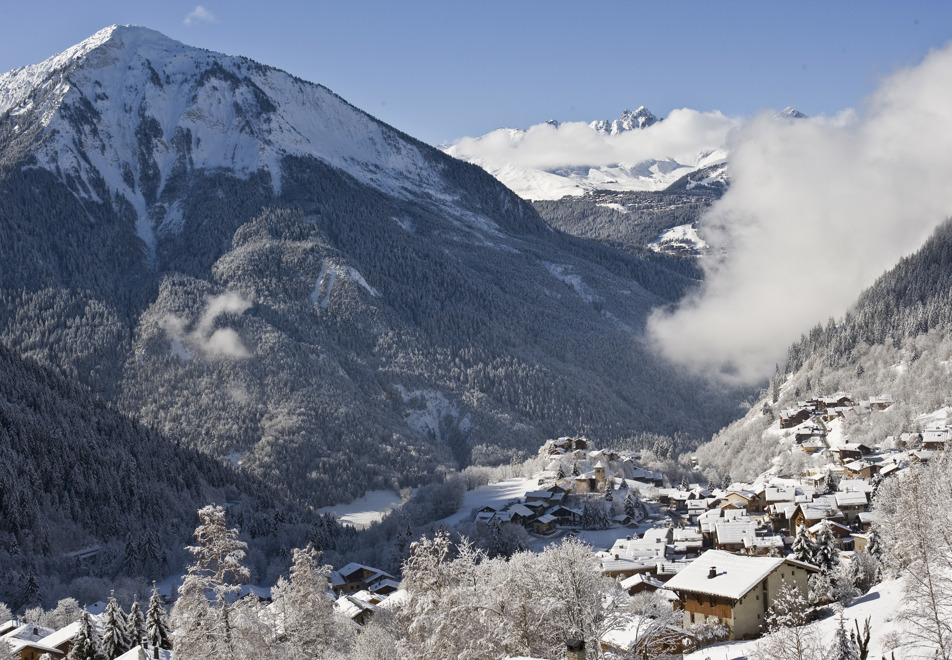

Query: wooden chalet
left=330, top=563, right=396, bottom=596
left=665, top=550, right=819, bottom=640
left=780, top=408, right=812, bottom=429
left=922, top=428, right=951, bottom=451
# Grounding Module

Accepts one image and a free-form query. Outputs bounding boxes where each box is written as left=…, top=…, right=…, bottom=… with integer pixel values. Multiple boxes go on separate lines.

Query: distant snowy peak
left=444, top=105, right=733, bottom=201
left=590, top=106, right=659, bottom=135
left=773, top=107, right=809, bottom=120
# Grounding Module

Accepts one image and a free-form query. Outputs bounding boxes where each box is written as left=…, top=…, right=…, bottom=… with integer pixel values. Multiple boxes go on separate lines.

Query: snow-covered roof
left=743, top=535, right=785, bottom=549
left=664, top=550, right=817, bottom=600
left=507, top=504, right=535, bottom=517
left=838, top=479, right=874, bottom=493
left=36, top=620, right=80, bottom=649
left=1, top=623, right=55, bottom=643
left=835, top=491, right=868, bottom=507
left=714, top=520, right=757, bottom=545
left=116, top=646, right=172, bottom=660
left=765, top=487, right=797, bottom=502
left=620, top=573, right=664, bottom=591
left=334, top=594, right=377, bottom=620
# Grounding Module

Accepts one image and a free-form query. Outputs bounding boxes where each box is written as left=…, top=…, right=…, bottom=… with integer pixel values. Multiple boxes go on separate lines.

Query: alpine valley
left=0, top=24, right=747, bottom=521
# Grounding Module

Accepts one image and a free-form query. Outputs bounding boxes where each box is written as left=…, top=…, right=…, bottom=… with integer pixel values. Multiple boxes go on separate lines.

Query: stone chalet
left=665, top=549, right=819, bottom=640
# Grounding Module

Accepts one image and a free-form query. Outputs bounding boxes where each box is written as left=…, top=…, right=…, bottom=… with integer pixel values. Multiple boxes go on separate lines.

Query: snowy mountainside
left=0, top=27, right=749, bottom=507
left=0, top=25, right=472, bottom=261
left=691, top=219, right=952, bottom=483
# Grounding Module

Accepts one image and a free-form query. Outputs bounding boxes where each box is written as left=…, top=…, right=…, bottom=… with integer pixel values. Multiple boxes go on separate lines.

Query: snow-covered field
left=438, top=477, right=541, bottom=527
left=648, top=223, right=708, bottom=253
left=317, top=490, right=403, bottom=529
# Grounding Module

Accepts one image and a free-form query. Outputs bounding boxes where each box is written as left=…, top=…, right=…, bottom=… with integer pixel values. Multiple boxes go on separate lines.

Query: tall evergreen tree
left=126, top=600, right=146, bottom=651
left=813, top=521, right=838, bottom=574
left=101, top=594, right=131, bottom=659
left=624, top=489, right=640, bottom=520
left=792, top=522, right=818, bottom=565
left=825, top=611, right=860, bottom=660
left=145, top=585, right=171, bottom=651
left=67, top=610, right=104, bottom=660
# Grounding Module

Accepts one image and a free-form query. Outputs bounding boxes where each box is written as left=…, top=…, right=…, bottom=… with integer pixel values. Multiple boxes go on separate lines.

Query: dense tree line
left=0, top=342, right=317, bottom=609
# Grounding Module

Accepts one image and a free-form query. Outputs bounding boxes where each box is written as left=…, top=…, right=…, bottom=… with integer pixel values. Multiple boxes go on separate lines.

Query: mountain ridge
left=0, top=27, right=749, bottom=507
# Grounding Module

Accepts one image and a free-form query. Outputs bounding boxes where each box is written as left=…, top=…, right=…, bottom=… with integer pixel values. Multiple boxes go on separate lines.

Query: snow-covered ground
left=684, top=577, right=910, bottom=660
left=438, top=477, right=541, bottom=527
left=317, top=490, right=403, bottom=529
left=648, top=223, right=708, bottom=253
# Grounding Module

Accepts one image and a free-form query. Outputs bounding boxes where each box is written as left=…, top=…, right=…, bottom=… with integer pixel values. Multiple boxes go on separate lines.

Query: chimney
left=566, top=639, right=585, bottom=660
left=708, top=566, right=717, bottom=579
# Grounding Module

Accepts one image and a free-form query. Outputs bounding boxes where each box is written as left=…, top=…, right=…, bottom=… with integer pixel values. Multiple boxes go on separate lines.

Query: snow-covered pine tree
left=813, top=521, right=838, bottom=573
left=171, top=505, right=249, bottom=658
left=825, top=611, right=859, bottom=660
left=556, top=463, right=566, bottom=480
left=624, top=489, right=640, bottom=520
left=792, top=522, right=818, bottom=565
left=67, top=609, right=105, bottom=660
left=100, top=594, right=131, bottom=659
left=126, top=600, right=145, bottom=650
left=145, top=584, right=172, bottom=651
left=22, top=565, right=40, bottom=609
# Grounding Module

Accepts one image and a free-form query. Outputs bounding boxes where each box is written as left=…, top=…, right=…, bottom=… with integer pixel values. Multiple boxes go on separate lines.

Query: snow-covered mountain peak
left=0, top=26, right=469, bottom=261
left=773, top=106, right=808, bottom=120
left=590, top=106, right=659, bottom=135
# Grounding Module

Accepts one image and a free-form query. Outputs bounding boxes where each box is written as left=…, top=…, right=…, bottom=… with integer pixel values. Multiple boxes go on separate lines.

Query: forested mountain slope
left=0, top=26, right=748, bottom=506
left=0, top=342, right=314, bottom=608
left=692, top=218, right=952, bottom=482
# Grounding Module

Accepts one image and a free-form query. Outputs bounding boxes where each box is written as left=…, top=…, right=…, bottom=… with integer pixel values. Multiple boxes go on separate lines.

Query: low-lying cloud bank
left=447, top=108, right=738, bottom=171
left=648, top=42, right=952, bottom=385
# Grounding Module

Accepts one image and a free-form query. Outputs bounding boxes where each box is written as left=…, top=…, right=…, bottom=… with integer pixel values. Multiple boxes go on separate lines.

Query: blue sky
left=1, top=1, right=951, bottom=146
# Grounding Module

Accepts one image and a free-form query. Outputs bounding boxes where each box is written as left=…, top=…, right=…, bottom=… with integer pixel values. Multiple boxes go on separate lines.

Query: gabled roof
left=714, top=519, right=757, bottom=545
left=665, top=550, right=818, bottom=600
left=36, top=621, right=80, bottom=649
left=834, top=491, right=868, bottom=507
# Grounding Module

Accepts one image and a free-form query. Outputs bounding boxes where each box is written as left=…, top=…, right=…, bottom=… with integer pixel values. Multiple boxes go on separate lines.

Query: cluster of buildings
left=0, top=615, right=170, bottom=660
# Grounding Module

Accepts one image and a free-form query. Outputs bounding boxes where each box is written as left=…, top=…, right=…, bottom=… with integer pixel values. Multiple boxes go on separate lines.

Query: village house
left=834, top=490, right=869, bottom=520
left=1, top=623, right=62, bottom=660
left=831, top=443, right=872, bottom=464
left=809, top=520, right=854, bottom=550
left=724, top=487, right=767, bottom=514
left=330, top=563, right=396, bottom=596
left=922, top=427, right=950, bottom=451
left=665, top=550, right=820, bottom=640
left=713, top=519, right=757, bottom=553
left=780, top=408, right=812, bottom=429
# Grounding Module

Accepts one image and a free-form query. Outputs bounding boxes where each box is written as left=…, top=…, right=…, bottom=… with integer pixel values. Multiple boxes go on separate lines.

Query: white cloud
left=184, top=5, right=218, bottom=26
left=447, top=109, right=739, bottom=172
left=162, top=291, right=252, bottom=359
left=647, top=42, right=952, bottom=385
